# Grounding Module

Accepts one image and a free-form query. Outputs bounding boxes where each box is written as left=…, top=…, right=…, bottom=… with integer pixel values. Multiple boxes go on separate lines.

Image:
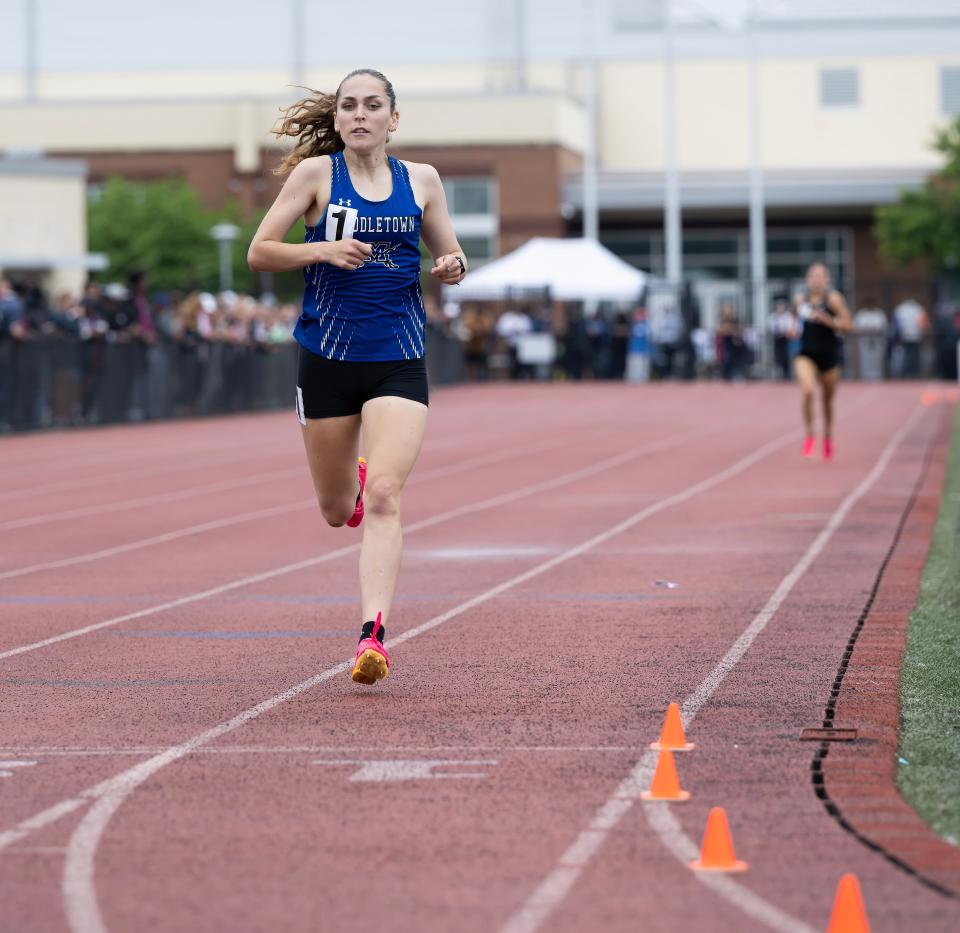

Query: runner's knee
left=319, top=495, right=353, bottom=527
left=365, top=477, right=400, bottom=518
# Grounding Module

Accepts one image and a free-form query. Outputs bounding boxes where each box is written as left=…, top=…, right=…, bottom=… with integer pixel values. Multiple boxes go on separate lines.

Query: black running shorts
left=296, top=345, right=429, bottom=422
left=796, top=348, right=839, bottom=374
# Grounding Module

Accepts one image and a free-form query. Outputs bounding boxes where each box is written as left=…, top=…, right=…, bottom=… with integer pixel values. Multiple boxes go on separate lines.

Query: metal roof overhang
left=0, top=253, right=108, bottom=270
left=563, top=167, right=931, bottom=213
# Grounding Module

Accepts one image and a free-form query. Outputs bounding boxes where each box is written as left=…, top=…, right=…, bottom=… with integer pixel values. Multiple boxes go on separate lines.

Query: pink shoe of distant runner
left=802, top=436, right=815, bottom=458
left=346, top=457, right=366, bottom=528
left=352, top=612, right=390, bottom=685
left=823, top=438, right=834, bottom=461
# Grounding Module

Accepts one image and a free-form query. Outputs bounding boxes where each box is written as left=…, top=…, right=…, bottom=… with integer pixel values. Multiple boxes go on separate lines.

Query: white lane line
left=0, top=421, right=784, bottom=928
left=0, top=429, right=703, bottom=661
left=0, top=432, right=306, bottom=486
left=498, top=404, right=926, bottom=933
left=0, top=760, right=37, bottom=778
left=0, top=430, right=597, bottom=581
left=55, top=426, right=802, bottom=933
left=0, top=451, right=298, bottom=505
left=0, top=503, right=311, bottom=582
left=0, top=745, right=641, bottom=756
left=0, top=468, right=305, bottom=532
left=0, top=846, right=68, bottom=855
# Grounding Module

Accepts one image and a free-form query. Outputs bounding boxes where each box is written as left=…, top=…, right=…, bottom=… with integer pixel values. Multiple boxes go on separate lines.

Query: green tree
left=88, top=177, right=218, bottom=291
left=88, top=177, right=304, bottom=296
left=874, top=117, right=960, bottom=274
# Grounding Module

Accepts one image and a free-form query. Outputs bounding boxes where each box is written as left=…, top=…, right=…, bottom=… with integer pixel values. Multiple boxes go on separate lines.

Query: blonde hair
left=273, top=69, right=397, bottom=176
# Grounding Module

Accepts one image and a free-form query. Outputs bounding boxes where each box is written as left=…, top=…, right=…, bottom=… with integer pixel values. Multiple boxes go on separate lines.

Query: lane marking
left=498, top=404, right=926, bottom=933
left=312, top=759, right=498, bottom=782
left=0, top=760, right=37, bottom=778
left=0, top=503, right=310, bottom=582
left=0, top=431, right=597, bottom=582
left=0, top=451, right=298, bottom=505
left=53, top=427, right=803, bottom=933
left=0, top=429, right=703, bottom=662
left=0, top=745, right=638, bottom=756
left=0, top=468, right=305, bottom=532
left=0, top=846, right=68, bottom=855
left=0, top=434, right=295, bottom=478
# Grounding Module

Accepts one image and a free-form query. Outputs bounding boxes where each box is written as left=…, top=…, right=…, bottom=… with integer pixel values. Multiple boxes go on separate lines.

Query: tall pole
left=747, top=2, right=768, bottom=371
left=24, top=0, right=37, bottom=102
left=663, top=0, right=682, bottom=293
left=218, top=241, right=233, bottom=292
left=515, top=0, right=527, bottom=92
left=582, top=0, right=599, bottom=241
left=292, top=0, right=305, bottom=87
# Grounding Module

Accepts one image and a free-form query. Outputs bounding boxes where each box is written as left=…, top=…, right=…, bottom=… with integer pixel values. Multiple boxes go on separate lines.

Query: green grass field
left=898, top=402, right=960, bottom=845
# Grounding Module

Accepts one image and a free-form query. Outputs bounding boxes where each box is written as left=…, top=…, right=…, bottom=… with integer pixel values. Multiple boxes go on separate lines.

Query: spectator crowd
left=3, top=271, right=959, bottom=432
left=0, top=274, right=300, bottom=431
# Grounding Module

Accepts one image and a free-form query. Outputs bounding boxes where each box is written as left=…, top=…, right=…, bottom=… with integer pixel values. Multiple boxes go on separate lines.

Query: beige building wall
left=0, top=172, right=90, bottom=295
left=597, top=56, right=954, bottom=172
left=761, top=57, right=948, bottom=169
left=0, top=95, right=586, bottom=171
left=3, top=55, right=955, bottom=175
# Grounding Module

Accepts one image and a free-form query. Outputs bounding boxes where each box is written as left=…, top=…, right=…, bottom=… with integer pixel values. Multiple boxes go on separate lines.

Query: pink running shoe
left=346, top=457, right=366, bottom=528
left=823, top=438, right=834, bottom=461
left=351, top=612, right=390, bottom=685
left=802, top=436, right=815, bottom=458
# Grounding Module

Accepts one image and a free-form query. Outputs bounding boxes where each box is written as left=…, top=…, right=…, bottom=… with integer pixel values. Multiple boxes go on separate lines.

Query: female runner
left=793, top=262, right=852, bottom=461
left=248, top=68, right=467, bottom=684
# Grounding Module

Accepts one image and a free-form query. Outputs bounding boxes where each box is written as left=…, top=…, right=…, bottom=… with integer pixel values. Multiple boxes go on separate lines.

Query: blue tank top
left=296, top=151, right=426, bottom=361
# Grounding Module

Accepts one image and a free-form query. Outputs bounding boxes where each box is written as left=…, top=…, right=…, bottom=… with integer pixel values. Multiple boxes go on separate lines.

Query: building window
left=442, top=177, right=498, bottom=265
left=443, top=177, right=495, bottom=216
left=820, top=68, right=859, bottom=108
left=601, top=226, right=854, bottom=300
left=942, top=66, right=960, bottom=116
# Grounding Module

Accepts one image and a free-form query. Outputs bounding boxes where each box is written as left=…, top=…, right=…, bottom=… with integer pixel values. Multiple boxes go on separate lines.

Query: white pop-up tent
left=452, top=237, right=646, bottom=303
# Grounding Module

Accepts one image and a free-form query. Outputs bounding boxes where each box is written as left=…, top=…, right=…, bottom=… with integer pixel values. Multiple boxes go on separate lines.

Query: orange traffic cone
left=650, top=702, right=695, bottom=751
left=689, top=807, right=748, bottom=872
left=827, top=874, right=870, bottom=933
left=640, top=749, right=690, bottom=801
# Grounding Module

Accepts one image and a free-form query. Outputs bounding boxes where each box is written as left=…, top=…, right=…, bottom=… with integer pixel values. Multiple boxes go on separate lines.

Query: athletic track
left=0, top=381, right=958, bottom=933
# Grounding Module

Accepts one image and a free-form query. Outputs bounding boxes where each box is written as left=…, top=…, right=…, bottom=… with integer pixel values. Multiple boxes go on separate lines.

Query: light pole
left=210, top=222, right=240, bottom=292
left=24, top=0, right=37, bottom=102
left=582, top=0, right=600, bottom=242
left=663, top=0, right=682, bottom=296
left=292, top=0, right=305, bottom=87
left=746, top=1, right=769, bottom=373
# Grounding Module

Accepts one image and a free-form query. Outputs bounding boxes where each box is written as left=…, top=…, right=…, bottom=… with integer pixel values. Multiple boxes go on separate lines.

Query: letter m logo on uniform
left=368, top=241, right=401, bottom=269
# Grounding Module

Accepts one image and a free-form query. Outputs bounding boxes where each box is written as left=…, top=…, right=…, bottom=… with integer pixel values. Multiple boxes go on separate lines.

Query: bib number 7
left=326, top=205, right=358, bottom=241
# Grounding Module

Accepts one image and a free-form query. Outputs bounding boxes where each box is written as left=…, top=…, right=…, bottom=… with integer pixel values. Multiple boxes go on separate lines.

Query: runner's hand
left=319, top=239, right=373, bottom=270
left=431, top=254, right=465, bottom=284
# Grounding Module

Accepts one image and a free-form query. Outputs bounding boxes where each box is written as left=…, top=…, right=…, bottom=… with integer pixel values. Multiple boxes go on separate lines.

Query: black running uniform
left=796, top=293, right=841, bottom=373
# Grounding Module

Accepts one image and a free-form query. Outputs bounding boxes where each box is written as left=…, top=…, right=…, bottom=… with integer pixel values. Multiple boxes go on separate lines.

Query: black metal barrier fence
left=0, top=323, right=465, bottom=432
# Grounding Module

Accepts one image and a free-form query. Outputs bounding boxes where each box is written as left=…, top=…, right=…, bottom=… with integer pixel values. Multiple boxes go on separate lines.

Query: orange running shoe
left=351, top=612, right=390, bottom=685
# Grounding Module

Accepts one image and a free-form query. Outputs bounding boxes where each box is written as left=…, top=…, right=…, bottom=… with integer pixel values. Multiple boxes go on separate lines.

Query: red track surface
left=0, top=382, right=957, bottom=933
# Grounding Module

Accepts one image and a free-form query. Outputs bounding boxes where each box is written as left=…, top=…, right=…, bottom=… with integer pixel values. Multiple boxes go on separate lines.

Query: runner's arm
left=416, top=164, right=468, bottom=285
